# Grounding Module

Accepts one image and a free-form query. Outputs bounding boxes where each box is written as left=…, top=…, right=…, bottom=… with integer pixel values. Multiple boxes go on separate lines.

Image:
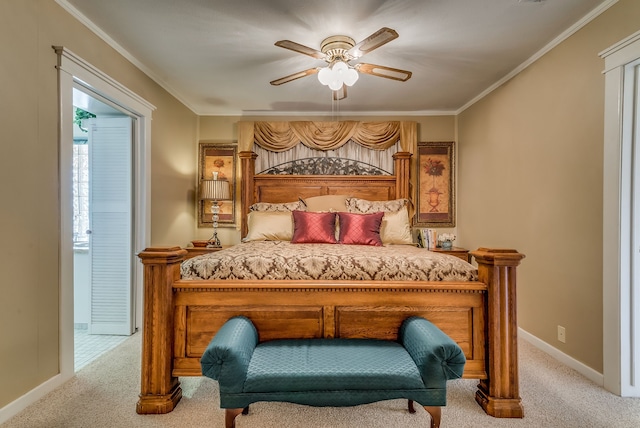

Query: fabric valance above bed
left=180, top=241, right=478, bottom=282
left=237, top=120, right=417, bottom=153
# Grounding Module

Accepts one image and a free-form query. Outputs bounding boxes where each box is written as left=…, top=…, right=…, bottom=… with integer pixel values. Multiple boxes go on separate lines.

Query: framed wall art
left=415, top=141, right=455, bottom=227
left=198, top=142, right=237, bottom=227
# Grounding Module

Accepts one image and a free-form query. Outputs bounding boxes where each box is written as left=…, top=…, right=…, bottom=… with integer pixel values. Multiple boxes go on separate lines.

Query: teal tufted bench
left=201, top=316, right=465, bottom=428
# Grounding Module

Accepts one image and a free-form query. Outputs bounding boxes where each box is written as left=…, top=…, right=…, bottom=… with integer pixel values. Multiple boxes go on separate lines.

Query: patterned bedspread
left=180, top=241, right=478, bottom=281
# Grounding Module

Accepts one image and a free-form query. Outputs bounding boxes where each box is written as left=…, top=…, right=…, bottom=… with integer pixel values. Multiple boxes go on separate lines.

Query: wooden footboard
left=136, top=247, right=524, bottom=418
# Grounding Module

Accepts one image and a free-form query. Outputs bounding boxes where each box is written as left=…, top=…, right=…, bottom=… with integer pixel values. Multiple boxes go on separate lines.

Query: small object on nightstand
left=437, top=233, right=456, bottom=250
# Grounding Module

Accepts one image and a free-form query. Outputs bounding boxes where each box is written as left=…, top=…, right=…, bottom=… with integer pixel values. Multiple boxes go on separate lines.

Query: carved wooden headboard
left=239, top=151, right=412, bottom=236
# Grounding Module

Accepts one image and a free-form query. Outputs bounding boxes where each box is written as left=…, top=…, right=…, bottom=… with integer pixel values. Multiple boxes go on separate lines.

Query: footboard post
left=136, top=247, right=187, bottom=414
left=471, top=248, right=525, bottom=418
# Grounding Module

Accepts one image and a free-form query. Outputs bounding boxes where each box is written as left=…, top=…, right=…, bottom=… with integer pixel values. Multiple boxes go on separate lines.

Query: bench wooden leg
left=225, top=408, right=244, bottom=428
left=424, top=406, right=441, bottom=428
left=408, top=401, right=441, bottom=428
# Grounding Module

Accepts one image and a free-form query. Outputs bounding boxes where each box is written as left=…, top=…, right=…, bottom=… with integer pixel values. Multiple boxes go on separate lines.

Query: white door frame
left=601, top=30, right=640, bottom=397
left=55, top=46, right=154, bottom=377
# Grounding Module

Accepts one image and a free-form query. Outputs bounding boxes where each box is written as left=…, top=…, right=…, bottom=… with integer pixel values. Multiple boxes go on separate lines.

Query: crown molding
left=55, top=0, right=198, bottom=114
left=456, top=0, right=619, bottom=115
left=234, top=109, right=457, bottom=118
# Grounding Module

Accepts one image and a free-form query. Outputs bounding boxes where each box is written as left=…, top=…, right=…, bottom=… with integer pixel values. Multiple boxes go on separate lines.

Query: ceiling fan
left=270, top=27, right=412, bottom=100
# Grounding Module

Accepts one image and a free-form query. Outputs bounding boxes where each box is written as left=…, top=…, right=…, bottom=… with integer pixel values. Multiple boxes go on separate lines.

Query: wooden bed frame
left=136, top=151, right=525, bottom=419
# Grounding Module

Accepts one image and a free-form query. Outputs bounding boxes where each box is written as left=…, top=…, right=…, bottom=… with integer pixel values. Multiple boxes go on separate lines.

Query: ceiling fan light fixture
left=318, top=67, right=332, bottom=85
left=328, top=78, right=343, bottom=91
left=343, top=68, right=359, bottom=86
left=333, top=61, right=348, bottom=72
left=317, top=60, right=359, bottom=91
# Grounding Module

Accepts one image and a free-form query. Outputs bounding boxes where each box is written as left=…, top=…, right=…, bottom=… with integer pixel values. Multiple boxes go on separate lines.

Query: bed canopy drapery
left=237, top=120, right=417, bottom=153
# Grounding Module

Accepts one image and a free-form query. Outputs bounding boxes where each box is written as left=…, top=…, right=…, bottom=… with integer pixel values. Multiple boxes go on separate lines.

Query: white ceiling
left=62, top=0, right=611, bottom=116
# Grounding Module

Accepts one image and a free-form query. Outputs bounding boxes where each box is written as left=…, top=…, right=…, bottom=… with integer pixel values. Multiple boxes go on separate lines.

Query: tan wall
left=0, top=0, right=196, bottom=408
left=457, top=0, right=640, bottom=372
left=196, top=115, right=456, bottom=245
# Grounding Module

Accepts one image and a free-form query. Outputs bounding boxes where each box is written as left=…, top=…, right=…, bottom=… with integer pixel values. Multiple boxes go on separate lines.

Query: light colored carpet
left=3, top=333, right=640, bottom=428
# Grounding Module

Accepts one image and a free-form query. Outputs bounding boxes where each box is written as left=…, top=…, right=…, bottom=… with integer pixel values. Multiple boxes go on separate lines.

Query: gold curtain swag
left=250, top=121, right=400, bottom=152
left=238, top=120, right=416, bottom=153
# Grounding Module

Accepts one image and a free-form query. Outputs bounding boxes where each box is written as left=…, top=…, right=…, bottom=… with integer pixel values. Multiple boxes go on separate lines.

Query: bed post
left=240, top=151, right=257, bottom=237
left=136, top=247, right=187, bottom=414
left=393, top=152, right=411, bottom=199
left=471, top=248, right=526, bottom=418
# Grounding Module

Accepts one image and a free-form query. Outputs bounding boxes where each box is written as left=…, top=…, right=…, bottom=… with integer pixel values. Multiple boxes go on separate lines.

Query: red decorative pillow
left=291, top=211, right=337, bottom=244
left=337, top=212, right=384, bottom=246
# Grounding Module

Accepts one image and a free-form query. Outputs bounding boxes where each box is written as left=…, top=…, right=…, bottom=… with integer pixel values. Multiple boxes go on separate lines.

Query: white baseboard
left=519, top=327, right=604, bottom=386
left=0, top=372, right=73, bottom=424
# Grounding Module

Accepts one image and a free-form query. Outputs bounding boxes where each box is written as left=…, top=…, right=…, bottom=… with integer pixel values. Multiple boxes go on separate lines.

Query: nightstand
left=429, top=246, right=470, bottom=263
left=184, top=246, right=227, bottom=259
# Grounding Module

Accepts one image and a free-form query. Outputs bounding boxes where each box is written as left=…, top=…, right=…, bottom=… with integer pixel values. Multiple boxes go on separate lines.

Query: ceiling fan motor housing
left=320, top=35, right=356, bottom=62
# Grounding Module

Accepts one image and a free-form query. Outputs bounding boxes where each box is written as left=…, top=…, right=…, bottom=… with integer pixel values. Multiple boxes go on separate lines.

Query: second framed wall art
left=415, top=141, right=455, bottom=227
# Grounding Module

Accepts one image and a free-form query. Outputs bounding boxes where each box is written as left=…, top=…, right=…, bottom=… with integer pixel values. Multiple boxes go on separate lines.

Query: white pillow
left=303, top=194, right=350, bottom=212
left=243, top=211, right=293, bottom=241
left=380, top=207, right=413, bottom=245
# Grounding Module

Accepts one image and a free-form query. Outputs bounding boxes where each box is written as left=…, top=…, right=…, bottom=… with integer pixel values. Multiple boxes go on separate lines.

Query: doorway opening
left=72, top=88, right=133, bottom=370
left=56, top=46, right=155, bottom=378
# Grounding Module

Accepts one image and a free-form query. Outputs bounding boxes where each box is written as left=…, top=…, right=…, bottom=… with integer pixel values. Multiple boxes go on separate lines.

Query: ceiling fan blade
left=355, top=63, right=412, bottom=82
left=333, top=85, right=347, bottom=101
left=347, top=27, right=399, bottom=59
left=274, top=40, right=326, bottom=60
left=270, top=68, right=319, bottom=86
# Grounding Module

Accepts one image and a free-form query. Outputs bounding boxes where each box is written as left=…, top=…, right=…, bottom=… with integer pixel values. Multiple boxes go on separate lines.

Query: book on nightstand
left=418, top=228, right=438, bottom=250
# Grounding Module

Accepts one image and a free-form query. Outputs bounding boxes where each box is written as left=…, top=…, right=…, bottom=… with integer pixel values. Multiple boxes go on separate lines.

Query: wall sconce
left=200, top=172, right=231, bottom=248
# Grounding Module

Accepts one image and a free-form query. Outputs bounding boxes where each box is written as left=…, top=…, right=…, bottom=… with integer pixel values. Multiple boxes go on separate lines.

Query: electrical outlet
left=557, top=325, right=566, bottom=343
